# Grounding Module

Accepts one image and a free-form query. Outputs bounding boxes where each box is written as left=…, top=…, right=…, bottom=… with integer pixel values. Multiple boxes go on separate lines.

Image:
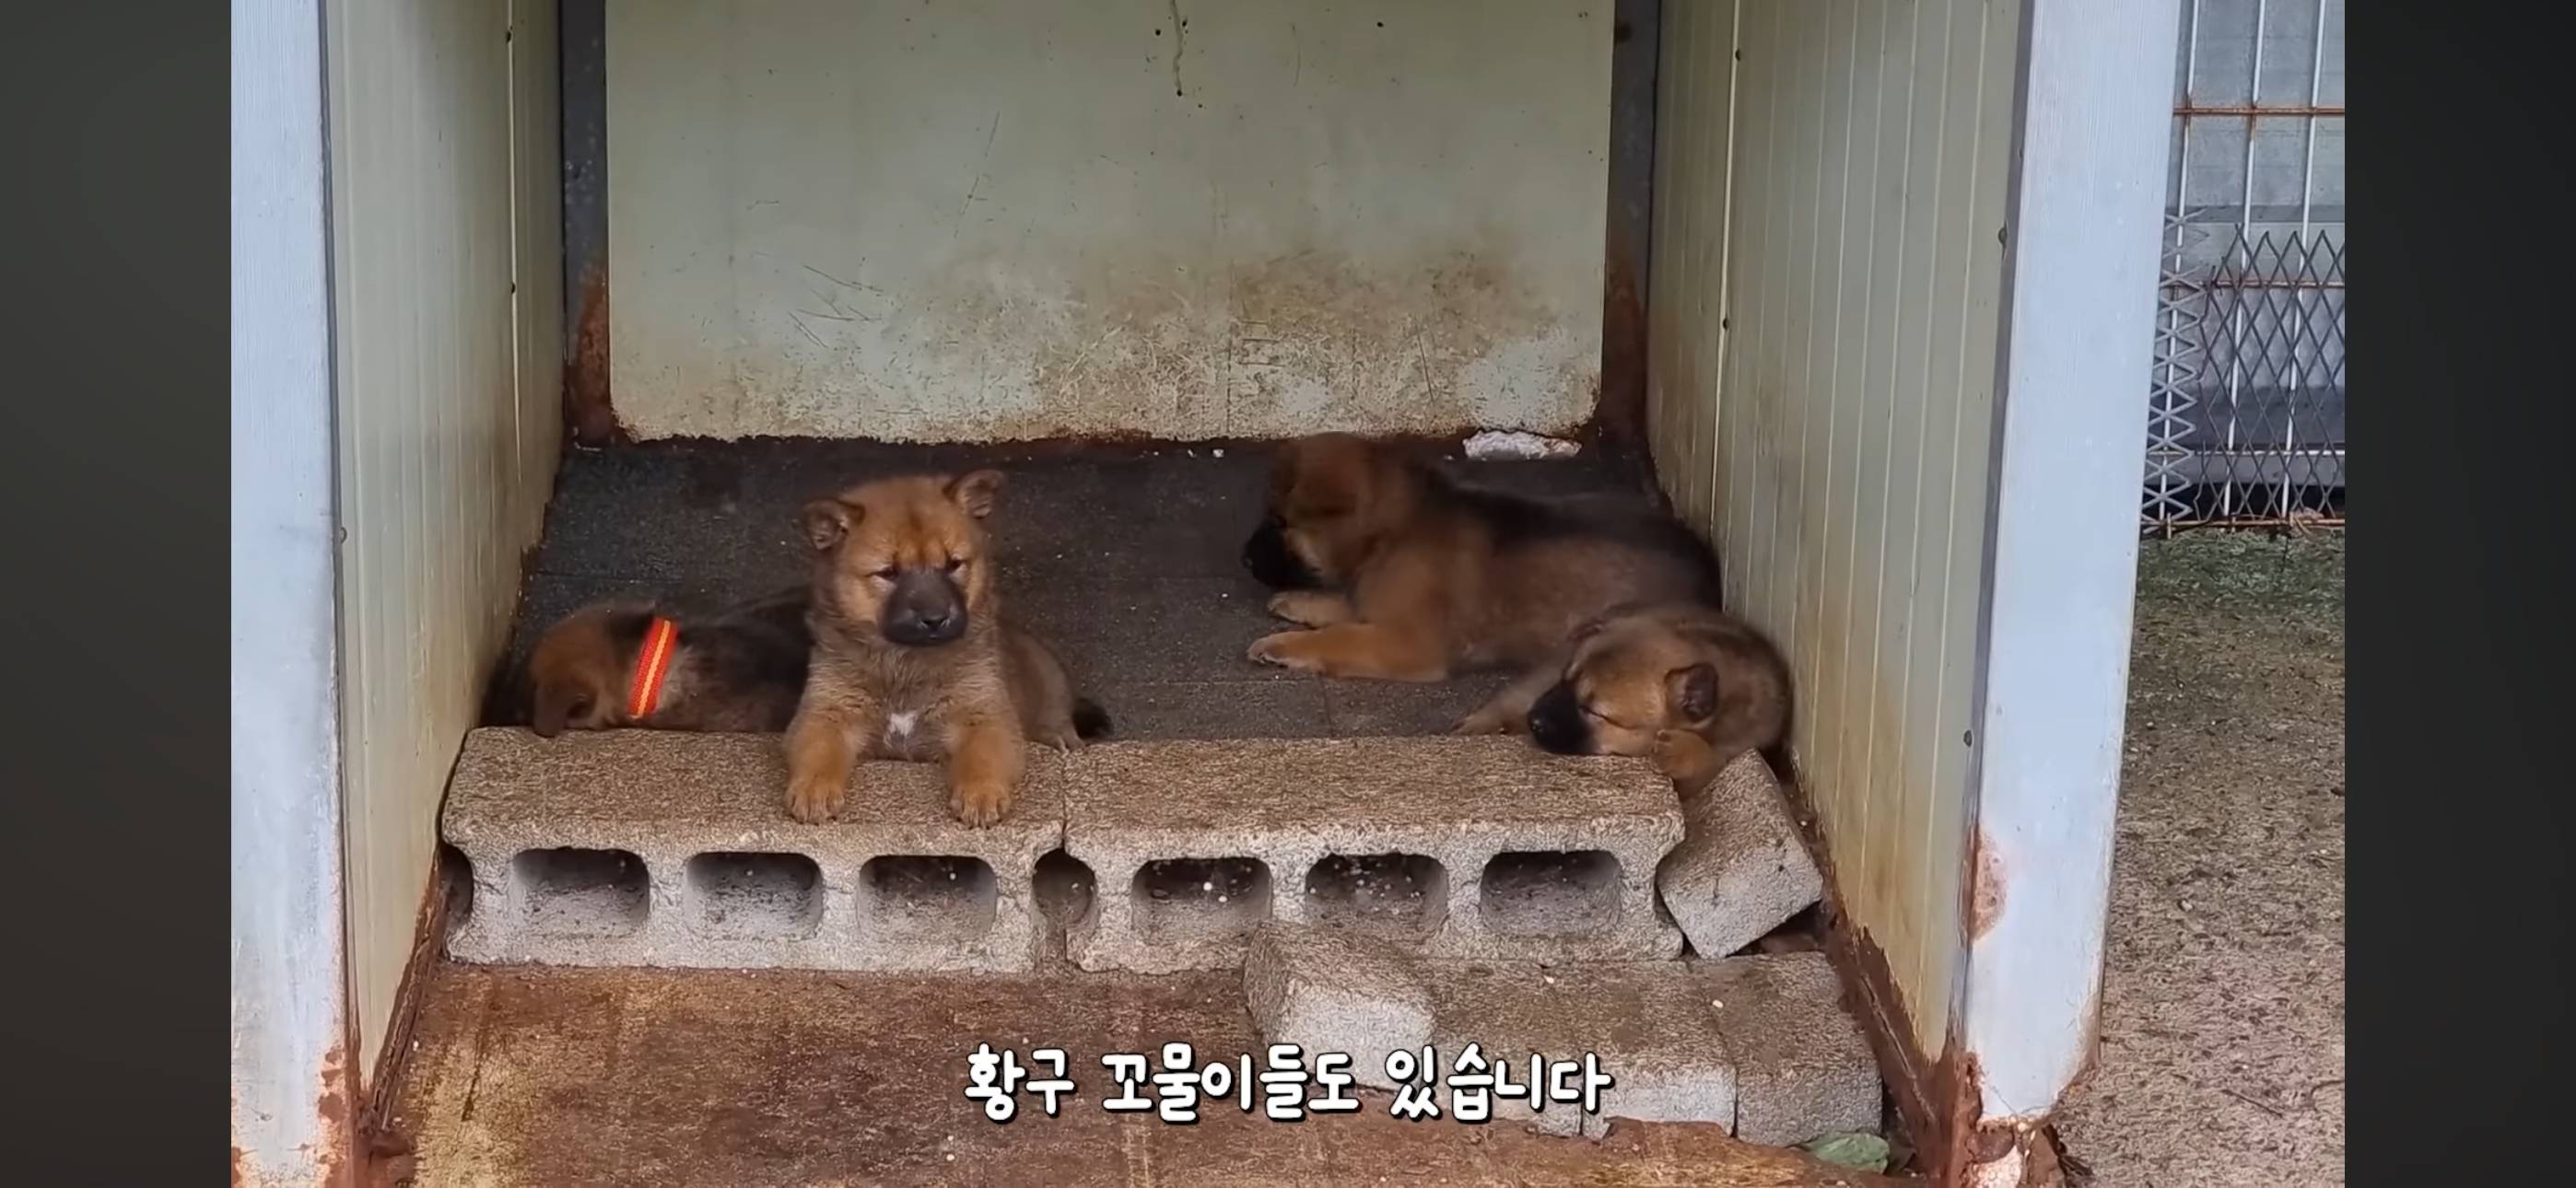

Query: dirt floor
left=382, top=962, right=1899, bottom=1187
left=2052, top=532, right=2347, bottom=1186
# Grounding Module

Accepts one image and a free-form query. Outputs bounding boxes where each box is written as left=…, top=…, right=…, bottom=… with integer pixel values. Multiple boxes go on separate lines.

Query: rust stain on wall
left=1596, top=242, right=1648, bottom=457
left=1968, top=830, right=2006, bottom=941
left=565, top=262, right=626, bottom=447
left=313, top=1039, right=353, bottom=1187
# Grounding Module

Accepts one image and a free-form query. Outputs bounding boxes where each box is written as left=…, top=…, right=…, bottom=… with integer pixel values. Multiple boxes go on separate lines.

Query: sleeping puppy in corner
left=523, top=586, right=813, bottom=737
left=1239, top=433, right=1722, bottom=708
left=1500, top=600, right=1792, bottom=794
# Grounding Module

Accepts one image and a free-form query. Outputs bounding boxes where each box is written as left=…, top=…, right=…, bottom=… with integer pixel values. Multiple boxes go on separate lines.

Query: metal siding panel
left=233, top=0, right=356, bottom=1179
left=1969, top=0, right=2177, bottom=1122
left=1644, top=0, right=2021, bottom=1059
left=514, top=0, right=567, bottom=542
left=1646, top=0, right=1740, bottom=536
left=326, top=0, right=560, bottom=1078
left=1852, top=0, right=1923, bottom=1013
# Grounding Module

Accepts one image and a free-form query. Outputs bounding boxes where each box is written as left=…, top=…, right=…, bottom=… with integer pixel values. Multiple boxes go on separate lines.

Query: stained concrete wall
left=605, top=0, right=1614, bottom=442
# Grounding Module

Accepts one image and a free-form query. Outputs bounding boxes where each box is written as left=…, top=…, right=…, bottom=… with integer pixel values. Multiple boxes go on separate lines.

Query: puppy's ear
left=1569, top=614, right=1611, bottom=646
left=801, top=498, right=859, bottom=552
left=1667, top=663, right=1719, bottom=723
left=947, top=470, right=1006, bottom=518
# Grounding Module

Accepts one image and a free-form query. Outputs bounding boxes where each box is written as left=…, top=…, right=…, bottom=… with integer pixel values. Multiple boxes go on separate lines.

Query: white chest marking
left=885, top=710, right=921, bottom=740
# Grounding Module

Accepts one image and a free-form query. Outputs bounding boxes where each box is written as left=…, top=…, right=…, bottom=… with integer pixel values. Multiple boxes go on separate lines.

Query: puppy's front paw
left=1453, top=707, right=1513, bottom=735
left=1649, top=728, right=1715, bottom=784
left=1246, top=631, right=1322, bottom=672
left=785, top=773, right=846, bottom=823
left=950, top=779, right=1011, bottom=829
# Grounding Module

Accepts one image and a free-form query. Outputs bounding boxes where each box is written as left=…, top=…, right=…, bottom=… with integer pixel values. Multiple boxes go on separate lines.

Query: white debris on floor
left=1461, top=430, right=1582, bottom=460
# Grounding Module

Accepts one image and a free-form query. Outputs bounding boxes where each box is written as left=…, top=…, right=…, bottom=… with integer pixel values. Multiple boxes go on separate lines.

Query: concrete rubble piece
left=1243, top=922, right=1437, bottom=1090
left=1063, top=736, right=1686, bottom=973
left=1655, top=751, right=1826, bottom=958
left=1704, top=950, right=1886, bottom=1146
left=1234, top=922, right=1879, bottom=1144
left=1399, top=948, right=1880, bottom=1142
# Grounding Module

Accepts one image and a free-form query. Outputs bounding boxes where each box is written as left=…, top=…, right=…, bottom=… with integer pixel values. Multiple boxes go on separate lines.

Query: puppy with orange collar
left=523, top=586, right=812, bottom=737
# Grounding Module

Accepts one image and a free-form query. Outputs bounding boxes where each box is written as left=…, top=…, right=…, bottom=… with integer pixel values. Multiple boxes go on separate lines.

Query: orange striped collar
left=626, top=617, right=681, bottom=721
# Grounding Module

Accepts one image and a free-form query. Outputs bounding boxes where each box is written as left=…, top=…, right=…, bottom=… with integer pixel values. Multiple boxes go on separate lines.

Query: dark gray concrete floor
left=2054, top=532, right=2346, bottom=1187
left=489, top=440, right=1649, bottom=740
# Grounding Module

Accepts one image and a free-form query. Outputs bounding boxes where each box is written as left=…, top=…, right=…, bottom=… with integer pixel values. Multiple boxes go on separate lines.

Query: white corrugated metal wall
left=323, top=0, right=563, bottom=1077
left=1649, top=0, right=2173, bottom=1163
left=1651, top=0, right=2017, bottom=1062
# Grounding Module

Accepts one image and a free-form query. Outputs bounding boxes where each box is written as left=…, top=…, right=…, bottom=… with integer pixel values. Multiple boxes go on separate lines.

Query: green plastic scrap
left=1797, top=1131, right=1891, bottom=1173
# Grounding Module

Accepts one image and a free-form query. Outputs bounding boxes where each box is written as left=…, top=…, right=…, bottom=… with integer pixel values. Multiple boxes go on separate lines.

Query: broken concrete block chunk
left=1243, top=923, right=1434, bottom=1091
left=1655, top=751, right=1824, bottom=958
left=1704, top=951, right=1883, bottom=1146
left=1423, top=961, right=1737, bottom=1138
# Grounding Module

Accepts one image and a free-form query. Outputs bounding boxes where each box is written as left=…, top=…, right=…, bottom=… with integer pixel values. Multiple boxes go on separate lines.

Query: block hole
left=439, top=843, right=474, bottom=941
left=685, top=852, right=825, bottom=940
left=858, top=856, right=998, bottom=943
left=1131, top=856, right=1272, bottom=942
left=512, top=847, right=650, bottom=938
left=1034, top=847, right=1096, bottom=928
left=1479, top=849, right=1622, bottom=937
left=1304, top=852, right=1447, bottom=937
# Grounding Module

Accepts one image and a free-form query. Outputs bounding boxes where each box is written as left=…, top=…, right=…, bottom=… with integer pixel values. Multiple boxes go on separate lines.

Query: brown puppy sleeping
left=1239, top=433, right=1722, bottom=727
left=1509, top=600, right=1792, bottom=792
left=785, top=470, right=1108, bottom=828
left=523, top=586, right=812, bottom=737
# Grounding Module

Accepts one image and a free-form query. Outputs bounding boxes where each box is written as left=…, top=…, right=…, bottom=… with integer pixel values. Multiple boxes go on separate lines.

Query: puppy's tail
left=1071, top=697, right=1115, bottom=741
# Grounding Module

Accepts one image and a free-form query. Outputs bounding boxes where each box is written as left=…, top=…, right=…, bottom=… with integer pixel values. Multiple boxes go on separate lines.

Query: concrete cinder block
left=1062, top=736, right=1684, bottom=973
left=440, top=728, right=1066, bottom=973
left=1243, top=923, right=1435, bottom=1091
left=1655, top=752, right=1824, bottom=958
left=1704, top=951, right=1884, bottom=1146
left=1423, top=961, right=1737, bottom=1138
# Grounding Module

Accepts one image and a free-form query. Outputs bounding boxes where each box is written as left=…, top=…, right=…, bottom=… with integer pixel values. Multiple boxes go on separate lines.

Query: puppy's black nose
left=917, top=611, right=952, bottom=635
left=1527, top=681, right=1590, bottom=755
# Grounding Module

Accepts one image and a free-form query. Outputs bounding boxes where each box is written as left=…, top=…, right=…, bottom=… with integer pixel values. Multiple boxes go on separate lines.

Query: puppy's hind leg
left=1266, top=590, right=1355, bottom=628
left=1455, top=661, right=1563, bottom=736
left=1247, top=623, right=1448, bottom=681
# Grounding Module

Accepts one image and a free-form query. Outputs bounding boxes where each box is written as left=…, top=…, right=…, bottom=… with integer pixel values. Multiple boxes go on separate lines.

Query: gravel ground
left=2054, top=532, right=2346, bottom=1187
